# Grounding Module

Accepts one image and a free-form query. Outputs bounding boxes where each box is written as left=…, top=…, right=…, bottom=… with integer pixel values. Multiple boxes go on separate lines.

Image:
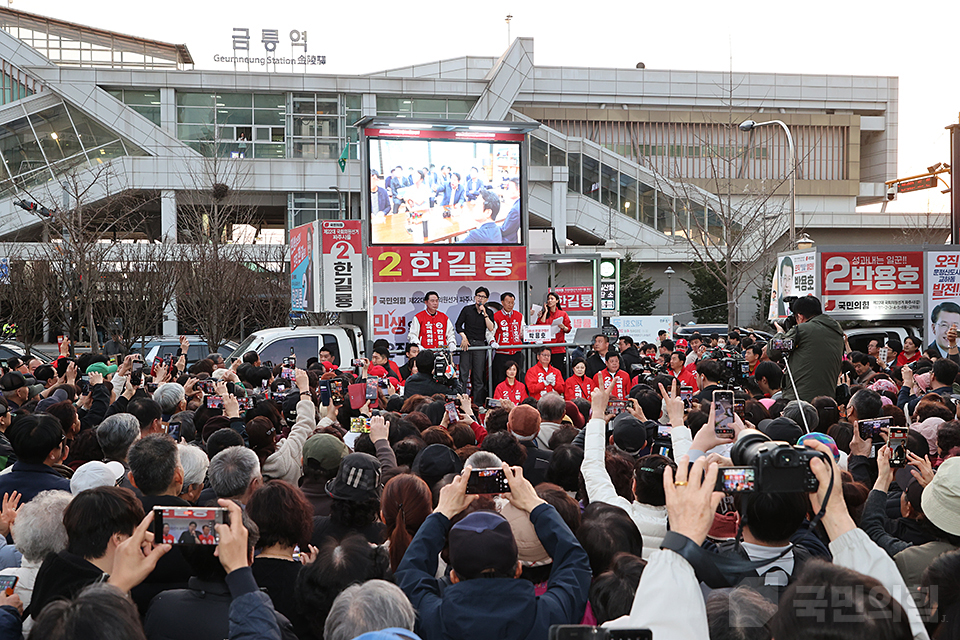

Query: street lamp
left=740, top=119, right=796, bottom=248
left=664, top=266, right=675, bottom=316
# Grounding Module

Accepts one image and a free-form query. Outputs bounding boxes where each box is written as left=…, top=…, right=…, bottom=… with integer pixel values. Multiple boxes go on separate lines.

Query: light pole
left=740, top=119, right=796, bottom=248
left=664, top=266, right=675, bottom=316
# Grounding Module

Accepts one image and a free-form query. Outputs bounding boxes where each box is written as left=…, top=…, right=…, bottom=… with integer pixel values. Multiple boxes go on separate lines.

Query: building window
left=175, top=92, right=285, bottom=158
left=105, top=89, right=161, bottom=126
left=290, top=192, right=342, bottom=227
left=290, top=93, right=361, bottom=160
left=375, top=96, right=477, bottom=120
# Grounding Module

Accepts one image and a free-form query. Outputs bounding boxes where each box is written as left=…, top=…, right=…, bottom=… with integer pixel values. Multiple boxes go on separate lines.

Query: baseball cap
left=448, top=511, right=518, bottom=579
left=321, top=361, right=338, bottom=372
left=71, top=460, right=126, bottom=494
left=368, top=365, right=388, bottom=378
left=760, top=416, right=803, bottom=444
left=302, top=434, right=349, bottom=473
left=36, top=389, right=69, bottom=414
left=326, top=453, right=382, bottom=502
left=85, top=362, right=118, bottom=376
left=0, top=372, right=25, bottom=392
left=783, top=400, right=819, bottom=432
left=611, top=413, right=647, bottom=457
left=411, top=444, right=463, bottom=489
left=922, top=457, right=960, bottom=537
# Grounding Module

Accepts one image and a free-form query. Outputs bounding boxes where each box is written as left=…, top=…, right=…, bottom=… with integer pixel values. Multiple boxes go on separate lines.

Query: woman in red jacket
left=896, top=335, right=921, bottom=367
left=535, top=292, right=572, bottom=374
left=564, top=357, right=595, bottom=401
left=493, top=361, right=528, bottom=404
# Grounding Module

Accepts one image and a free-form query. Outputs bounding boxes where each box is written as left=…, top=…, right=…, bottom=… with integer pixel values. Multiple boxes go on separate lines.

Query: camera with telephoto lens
left=716, top=429, right=825, bottom=493
left=708, top=347, right=750, bottom=390
left=631, top=355, right=670, bottom=385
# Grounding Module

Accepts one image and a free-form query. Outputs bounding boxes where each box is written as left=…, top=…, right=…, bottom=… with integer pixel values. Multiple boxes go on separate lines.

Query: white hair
left=12, top=490, right=72, bottom=562
left=153, top=383, right=186, bottom=414
left=323, top=580, right=415, bottom=640
left=177, top=443, right=209, bottom=487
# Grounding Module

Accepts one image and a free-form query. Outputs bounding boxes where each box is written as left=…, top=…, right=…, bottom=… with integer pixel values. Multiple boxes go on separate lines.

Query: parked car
left=227, top=325, right=365, bottom=370
left=0, top=341, right=52, bottom=365
left=131, top=336, right=239, bottom=367
left=843, top=326, right=919, bottom=355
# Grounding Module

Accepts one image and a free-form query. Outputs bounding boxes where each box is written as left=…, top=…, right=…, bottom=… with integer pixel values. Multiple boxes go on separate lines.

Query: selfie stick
left=781, top=355, right=811, bottom=433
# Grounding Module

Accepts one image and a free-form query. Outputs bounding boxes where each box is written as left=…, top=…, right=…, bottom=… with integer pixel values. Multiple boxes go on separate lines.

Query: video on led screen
left=367, top=136, right=522, bottom=245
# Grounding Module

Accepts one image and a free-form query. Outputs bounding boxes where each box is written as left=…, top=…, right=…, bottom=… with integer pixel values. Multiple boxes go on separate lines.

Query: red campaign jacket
left=413, top=310, right=451, bottom=349
left=537, top=309, right=571, bottom=355
left=594, top=369, right=632, bottom=400
left=494, top=380, right=528, bottom=403
left=671, top=365, right=699, bottom=391
left=565, top=375, right=596, bottom=401
left=493, top=309, right=524, bottom=355
left=525, top=364, right=565, bottom=399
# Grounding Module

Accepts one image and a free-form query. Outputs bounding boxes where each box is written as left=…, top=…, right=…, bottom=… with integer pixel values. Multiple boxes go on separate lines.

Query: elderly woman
left=177, top=443, right=209, bottom=505
left=0, top=489, right=71, bottom=633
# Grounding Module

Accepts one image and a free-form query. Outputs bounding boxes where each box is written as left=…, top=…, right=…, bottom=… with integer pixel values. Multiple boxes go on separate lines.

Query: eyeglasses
left=476, top=294, right=488, bottom=299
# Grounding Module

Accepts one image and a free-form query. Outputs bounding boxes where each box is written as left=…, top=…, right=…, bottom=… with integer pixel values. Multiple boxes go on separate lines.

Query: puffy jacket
left=262, top=397, right=315, bottom=484
left=396, top=504, right=591, bottom=640
left=768, top=313, right=844, bottom=403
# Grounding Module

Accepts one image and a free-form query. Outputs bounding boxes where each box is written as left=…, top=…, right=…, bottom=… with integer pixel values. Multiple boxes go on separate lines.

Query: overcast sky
left=18, top=0, right=960, bottom=214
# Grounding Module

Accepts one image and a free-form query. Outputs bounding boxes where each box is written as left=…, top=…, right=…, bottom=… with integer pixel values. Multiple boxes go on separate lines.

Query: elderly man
left=206, top=446, right=262, bottom=506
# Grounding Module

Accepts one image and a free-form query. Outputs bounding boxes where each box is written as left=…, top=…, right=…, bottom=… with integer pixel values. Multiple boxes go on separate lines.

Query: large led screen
left=366, top=129, right=523, bottom=245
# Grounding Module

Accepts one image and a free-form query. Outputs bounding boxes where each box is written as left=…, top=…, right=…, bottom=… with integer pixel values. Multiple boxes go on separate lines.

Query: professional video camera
left=715, top=429, right=825, bottom=494
left=631, top=355, right=671, bottom=385
left=432, top=348, right=458, bottom=388
left=707, top=347, right=750, bottom=390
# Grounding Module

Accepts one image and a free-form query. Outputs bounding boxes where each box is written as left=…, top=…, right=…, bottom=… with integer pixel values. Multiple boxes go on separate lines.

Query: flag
left=337, top=145, right=348, bottom=172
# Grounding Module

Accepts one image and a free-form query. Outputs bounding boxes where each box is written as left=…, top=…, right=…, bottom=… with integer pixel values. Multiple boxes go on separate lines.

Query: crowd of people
left=0, top=293, right=958, bottom=639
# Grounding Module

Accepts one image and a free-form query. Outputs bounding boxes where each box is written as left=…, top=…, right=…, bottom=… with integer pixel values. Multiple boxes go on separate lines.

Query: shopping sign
left=321, top=221, right=364, bottom=311
left=820, top=251, right=923, bottom=318
left=555, top=286, right=594, bottom=312
left=290, top=222, right=318, bottom=312
left=367, top=246, right=526, bottom=282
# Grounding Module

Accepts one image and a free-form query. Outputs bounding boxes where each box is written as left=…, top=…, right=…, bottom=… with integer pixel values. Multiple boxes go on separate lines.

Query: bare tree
left=0, top=258, right=57, bottom=351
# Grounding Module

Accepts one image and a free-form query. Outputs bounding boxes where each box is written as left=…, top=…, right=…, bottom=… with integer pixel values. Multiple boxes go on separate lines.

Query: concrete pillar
left=551, top=165, right=568, bottom=250
left=361, top=94, right=377, bottom=118
left=161, top=190, right=176, bottom=243
left=160, top=88, right=176, bottom=135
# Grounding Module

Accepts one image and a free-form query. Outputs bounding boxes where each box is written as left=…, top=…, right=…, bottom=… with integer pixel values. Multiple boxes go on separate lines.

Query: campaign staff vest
left=415, top=310, right=449, bottom=350
left=596, top=369, right=630, bottom=400
left=494, top=309, right=523, bottom=354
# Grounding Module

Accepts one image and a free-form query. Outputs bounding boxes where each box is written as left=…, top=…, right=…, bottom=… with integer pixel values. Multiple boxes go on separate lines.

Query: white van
left=227, top=325, right=365, bottom=370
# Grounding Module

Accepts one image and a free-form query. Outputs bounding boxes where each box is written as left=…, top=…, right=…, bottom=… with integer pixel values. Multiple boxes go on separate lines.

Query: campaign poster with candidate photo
left=366, top=129, right=522, bottom=246
left=768, top=251, right=816, bottom=321
left=926, top=250, right=960, bottom=358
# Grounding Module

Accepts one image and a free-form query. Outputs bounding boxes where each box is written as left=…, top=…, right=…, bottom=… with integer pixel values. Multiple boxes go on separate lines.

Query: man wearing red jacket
left=525, top=346, right=564, bottom=399
left=668, top=351, right=699, bottom=391
left=407, top=291, right=457, bottom=350
left=594, top=352, right=632, bottom=400
left=492, top=292, right=525, bottom=389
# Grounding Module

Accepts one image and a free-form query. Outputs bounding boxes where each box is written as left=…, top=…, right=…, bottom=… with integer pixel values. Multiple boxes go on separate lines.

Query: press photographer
left=767, top=295, right=844, bottom=403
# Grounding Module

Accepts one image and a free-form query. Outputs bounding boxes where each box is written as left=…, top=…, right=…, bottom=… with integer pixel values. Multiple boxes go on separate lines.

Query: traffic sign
left=897, top=175, right=939, bottom=193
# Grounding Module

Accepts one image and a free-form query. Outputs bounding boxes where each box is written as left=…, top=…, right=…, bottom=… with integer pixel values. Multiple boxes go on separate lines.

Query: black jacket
left=0, top=432, right=15, bottom=470
left=519, top=439, right=552, bottom=487
left=0, top=462, right=71, bottom=504
left=131, top=495, right=194, bottom=615
left=251, top=558, right=315, bottom=640
left=402, top=372, right=460, bottom=399
left=144, top=575, right=297, bottom=640
left=31, top=551, right=105, bottom=617
left=620, top=346, right=642, bottom=376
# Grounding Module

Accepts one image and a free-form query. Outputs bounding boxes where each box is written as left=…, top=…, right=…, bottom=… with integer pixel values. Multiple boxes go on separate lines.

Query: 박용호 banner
left=769, top=251, right=816, bottom=321
left=371, top=281, right=520, bottom=351
left=367, top=245, right=526, bottom=282
left=290, top=222, right=317, bottom=313
left=320, top=221, right=364, bottom=312
left=821, top=251, right=923, bottom=318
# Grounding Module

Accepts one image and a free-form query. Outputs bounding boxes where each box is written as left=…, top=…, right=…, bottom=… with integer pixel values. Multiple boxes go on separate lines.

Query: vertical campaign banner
left=321, top=221, right=364, bottom=312
left=768, top=251, right=816, bottom=320
left=820, top=250, right=923, bottom=318
left=290, top=222, right=317, bottom=312
left=927, top=250, right=960, bottom=354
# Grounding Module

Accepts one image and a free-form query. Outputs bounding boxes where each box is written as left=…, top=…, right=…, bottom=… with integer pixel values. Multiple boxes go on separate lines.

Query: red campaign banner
left=821, top=251, right=923, bottom=316
left=555, top=286, right=594, bottom=312
left=321, top=221, right=364, bottom=311
left=368, top=246, right=526, bottom=283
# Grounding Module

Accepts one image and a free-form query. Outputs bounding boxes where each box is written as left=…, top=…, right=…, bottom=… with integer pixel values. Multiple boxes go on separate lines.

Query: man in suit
left=929, top=301, right=960, bottom=359
left=442, top=172, right=466, bottom=209
left=465, top=166, right=483, bottom=197
left=499, top=177, right=521, bottom=243
left=370, top=172, right=391, bottom=216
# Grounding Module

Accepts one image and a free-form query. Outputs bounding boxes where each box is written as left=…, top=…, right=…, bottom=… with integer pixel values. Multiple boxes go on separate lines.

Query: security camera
left=886, top=185, right=897, bottom=201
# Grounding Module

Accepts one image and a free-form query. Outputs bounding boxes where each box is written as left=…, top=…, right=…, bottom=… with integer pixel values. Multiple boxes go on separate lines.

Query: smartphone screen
left=859, top=416, right=891, bottom=440
left=236, top=397, right=253, bottom=410
left=319, top=382, right=331, bottom=406
left=714, top=390, right=735, bottom=438
left=486, top=397, right=502, bottom=409
left=0, top=575, right=16, bottom=594
left=167, top=422, right=181, bottom=442
left=679, top=386, right=693, bottom=409
left=715, top=466, right=756, bottom=493
left=466, top=468, right=510, bottom=494
left=206, top=395, right=224, bottom=409
left=330, top=379, right=345, bottom=403
left=445, top=401, right=459, bottom=423
left=153, top=507, right=225, bottom=545
left=605, top=400, right=627, bottom=415
left=888, top=426, right=908, bottom=468
left=366, top=377, right=379, bottom=400
left=201, top=380, right=216, bottom=395
left=350, top=416, right=370, bottom=433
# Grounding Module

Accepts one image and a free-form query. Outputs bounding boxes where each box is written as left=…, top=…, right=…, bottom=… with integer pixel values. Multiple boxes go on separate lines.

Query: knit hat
left=201, top=416, right=233, bottom=442
left=411, top=444, right=463, bottom=489
left=508, top=405, right=541, bottom=440
left=36, top=389, right=69, bottom=414
left=921, top=456, right=960, bottom=537
left=325, top=453, right=381, bottom=502
left=798, top=432, right=840, bottom=462
left=448, top=511, right=518, bottom=579
left=71, top=460, right=125, bottom=494
left=783, top=400, right=818, bottom=432
left=302, top=434, right=349, bottom=473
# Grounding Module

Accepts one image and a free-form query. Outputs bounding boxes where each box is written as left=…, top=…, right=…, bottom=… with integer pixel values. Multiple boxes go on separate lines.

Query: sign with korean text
left=896, top=176, right=938, bottom=194
left=215, top=28, right=325, bottom=67
left=368, top=246, right=526, bottom=283
left=610, top=316, right=674, bottom=345
left=769, top=251, right=817, bottom=320
left=928, top=249, right=960, bottom=325
left=555, top=287, right=594, bottom=312
left=290, top=222, right=317, bottom=313
left=370, top=281, right=520, bottom=352
left=321, top=221, right=364, bottom=312
left=821, top=251, right=923, bottom=318
left=523, top=325, right=552, bottom=343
